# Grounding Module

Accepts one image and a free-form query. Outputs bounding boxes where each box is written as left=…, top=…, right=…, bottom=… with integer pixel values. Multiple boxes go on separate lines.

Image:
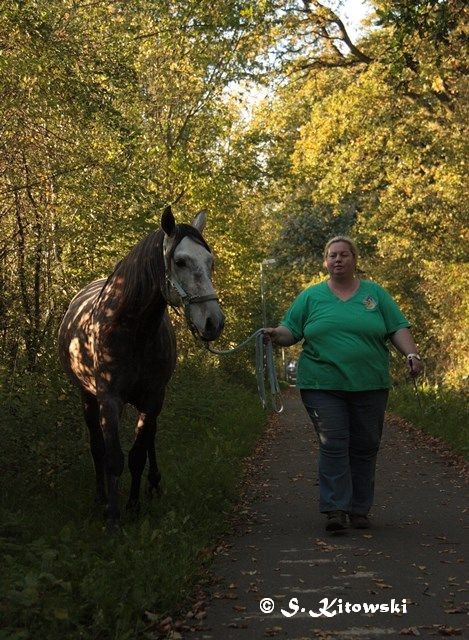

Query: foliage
left=0, top=0, right=272, bottom=370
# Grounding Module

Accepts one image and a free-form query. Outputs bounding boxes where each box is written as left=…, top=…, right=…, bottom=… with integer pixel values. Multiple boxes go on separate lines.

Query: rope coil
left=206, top=329, right=284, bottom=413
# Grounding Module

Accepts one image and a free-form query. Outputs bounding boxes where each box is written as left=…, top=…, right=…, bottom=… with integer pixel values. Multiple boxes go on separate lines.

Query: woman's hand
left=407, top=354, right=423, bottom=378
left=390, top=329, right=423, bottom=377
left=263, top=326, right=297, bottom=347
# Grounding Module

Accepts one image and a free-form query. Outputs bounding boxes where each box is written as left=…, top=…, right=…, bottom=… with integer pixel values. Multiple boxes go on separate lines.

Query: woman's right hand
left=263, top=327, right=278, bottom=344
left=262, top=326, right=296, bottom=347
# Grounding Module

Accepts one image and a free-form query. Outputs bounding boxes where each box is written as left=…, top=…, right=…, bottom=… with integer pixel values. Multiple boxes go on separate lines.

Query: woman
left=264, top=237, right=422, bottom=532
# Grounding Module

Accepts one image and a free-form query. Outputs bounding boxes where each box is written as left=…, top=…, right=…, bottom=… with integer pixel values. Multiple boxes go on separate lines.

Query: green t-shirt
left=280, top=280, right=410, bottom=391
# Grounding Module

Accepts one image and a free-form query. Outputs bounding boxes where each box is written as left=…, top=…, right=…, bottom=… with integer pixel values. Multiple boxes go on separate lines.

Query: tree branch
left=302, top=0, right=372, bottom=64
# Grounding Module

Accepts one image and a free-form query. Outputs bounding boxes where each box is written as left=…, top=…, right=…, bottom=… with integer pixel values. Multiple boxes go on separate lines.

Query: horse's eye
left=175, top=258, right=186, bottom=268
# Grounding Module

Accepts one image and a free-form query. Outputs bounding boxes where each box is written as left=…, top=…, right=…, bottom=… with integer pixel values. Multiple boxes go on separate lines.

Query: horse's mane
left=108, top=224, right=211, bottom=322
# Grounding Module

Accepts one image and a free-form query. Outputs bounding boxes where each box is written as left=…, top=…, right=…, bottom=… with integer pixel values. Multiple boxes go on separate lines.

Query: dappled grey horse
left=58, top=206, right=224, bottom=524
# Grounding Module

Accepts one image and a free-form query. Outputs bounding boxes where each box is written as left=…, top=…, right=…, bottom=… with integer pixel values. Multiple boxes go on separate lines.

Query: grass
left=388, top=381, right=469, bottom=459
left=0, top=361, right=266, bottom=640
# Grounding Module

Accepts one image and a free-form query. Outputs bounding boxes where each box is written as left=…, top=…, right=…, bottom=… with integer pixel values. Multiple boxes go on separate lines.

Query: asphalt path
left=186, top=388, right=468, bottom=640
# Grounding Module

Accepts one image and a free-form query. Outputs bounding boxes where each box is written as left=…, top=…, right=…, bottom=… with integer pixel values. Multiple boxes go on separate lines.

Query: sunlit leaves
left=237, top=0, right=467, bottom=387
left=0, top=0, right=273, bottom=370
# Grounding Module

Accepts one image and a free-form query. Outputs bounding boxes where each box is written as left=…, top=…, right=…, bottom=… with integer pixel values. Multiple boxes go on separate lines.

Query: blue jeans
left=300, top=389, right=389, bottom=515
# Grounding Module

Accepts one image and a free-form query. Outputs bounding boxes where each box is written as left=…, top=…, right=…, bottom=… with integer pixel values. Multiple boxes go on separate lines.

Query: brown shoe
left=349, top=514, right=371, bottom=529
left=325, top=511, right=347, bottom=532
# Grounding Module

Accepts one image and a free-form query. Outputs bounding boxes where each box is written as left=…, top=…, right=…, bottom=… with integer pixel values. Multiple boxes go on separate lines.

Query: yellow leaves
left=240, top=6, right=254, bottom=21
left=431, top=75, right=445, bottom=93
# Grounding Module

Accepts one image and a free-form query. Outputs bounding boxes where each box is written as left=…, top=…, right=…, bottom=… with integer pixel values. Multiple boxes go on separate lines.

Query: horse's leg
left=146, top=416, right=162, bottom=497
left=127, top=412, right=156, bottom=513
left=81, top=391, right=106, bottom=504
left=98, top=395, right=124, bottom=524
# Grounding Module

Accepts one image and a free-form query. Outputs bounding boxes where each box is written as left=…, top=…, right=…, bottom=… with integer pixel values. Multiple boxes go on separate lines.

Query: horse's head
left=162, top=206, right=225, bottom=342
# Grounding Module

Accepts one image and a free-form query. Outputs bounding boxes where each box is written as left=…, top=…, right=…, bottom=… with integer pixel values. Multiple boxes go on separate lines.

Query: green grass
left=0, top=362, right=266, bottom=640
left=388, top=382, right=469, bottom=459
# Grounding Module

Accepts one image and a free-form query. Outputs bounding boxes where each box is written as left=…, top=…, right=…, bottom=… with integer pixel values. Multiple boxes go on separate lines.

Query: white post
left=260, top=258, right=276, bottom=328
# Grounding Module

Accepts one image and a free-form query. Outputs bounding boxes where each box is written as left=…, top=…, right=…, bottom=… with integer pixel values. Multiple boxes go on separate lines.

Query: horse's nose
left=204, top=313, right=224, bottom=340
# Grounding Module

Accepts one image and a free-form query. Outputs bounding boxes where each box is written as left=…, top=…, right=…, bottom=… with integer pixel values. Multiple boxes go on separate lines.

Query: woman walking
left=264, top=237, right=422, bottom=532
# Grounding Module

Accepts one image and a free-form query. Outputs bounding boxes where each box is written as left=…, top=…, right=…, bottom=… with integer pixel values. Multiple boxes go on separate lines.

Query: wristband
left=407, top=353, right=421, bottom=360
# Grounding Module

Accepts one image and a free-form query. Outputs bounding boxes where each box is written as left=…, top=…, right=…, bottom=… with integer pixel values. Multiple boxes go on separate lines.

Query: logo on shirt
left=363, top=295, right=378, bottom=310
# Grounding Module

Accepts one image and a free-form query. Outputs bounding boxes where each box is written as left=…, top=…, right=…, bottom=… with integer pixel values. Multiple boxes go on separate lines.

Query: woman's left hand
left=407, top=354, right=423, bottom=377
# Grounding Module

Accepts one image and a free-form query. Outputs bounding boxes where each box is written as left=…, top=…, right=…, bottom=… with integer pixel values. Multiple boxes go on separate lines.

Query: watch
left=407, top=353, right=421, bottom=360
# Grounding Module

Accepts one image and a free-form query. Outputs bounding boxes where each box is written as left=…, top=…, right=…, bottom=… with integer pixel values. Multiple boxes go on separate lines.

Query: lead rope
left=205, top=329, right=284, bottom=413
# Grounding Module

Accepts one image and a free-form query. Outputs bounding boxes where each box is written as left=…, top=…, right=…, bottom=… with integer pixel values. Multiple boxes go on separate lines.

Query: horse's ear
left=161, top=205, right=176, bottom=236
left=191, top=209, right=207, bottom=233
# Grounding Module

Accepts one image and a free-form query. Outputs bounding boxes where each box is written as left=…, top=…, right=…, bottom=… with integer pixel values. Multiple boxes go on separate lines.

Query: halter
left=163, top=238, right=219, bottom=339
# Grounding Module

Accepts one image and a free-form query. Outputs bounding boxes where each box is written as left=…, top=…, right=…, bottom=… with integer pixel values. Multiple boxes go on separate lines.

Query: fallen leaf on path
left=265, top=627, right=283, bottom=637
left=144, top=610, right=159, bottom=622
left=443, top=606, right=467, bottom=614
left=314, top=539, right=337, bottom=552
left=400, top=627, right=420, bottom=636
left=193, top=600, right=205, bottom=612
left=290, top=474, right=304, bottom=481
left=437, top=626, right=462, bottom=636
left=375, top=580, right=392, bottom=589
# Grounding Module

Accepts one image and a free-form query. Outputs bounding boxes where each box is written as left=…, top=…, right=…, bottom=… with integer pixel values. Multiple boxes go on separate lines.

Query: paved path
left=190, top=389, right=468, bottom=640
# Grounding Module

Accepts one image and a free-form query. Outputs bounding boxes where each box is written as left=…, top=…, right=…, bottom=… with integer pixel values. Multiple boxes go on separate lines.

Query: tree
left=0, top=0, right=272, bottom=372
left=237, top=0, right=468, bottom=385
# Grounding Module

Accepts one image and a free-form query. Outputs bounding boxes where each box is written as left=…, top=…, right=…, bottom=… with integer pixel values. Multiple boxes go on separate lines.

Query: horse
left=58, top=205, right=225, bottom=524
